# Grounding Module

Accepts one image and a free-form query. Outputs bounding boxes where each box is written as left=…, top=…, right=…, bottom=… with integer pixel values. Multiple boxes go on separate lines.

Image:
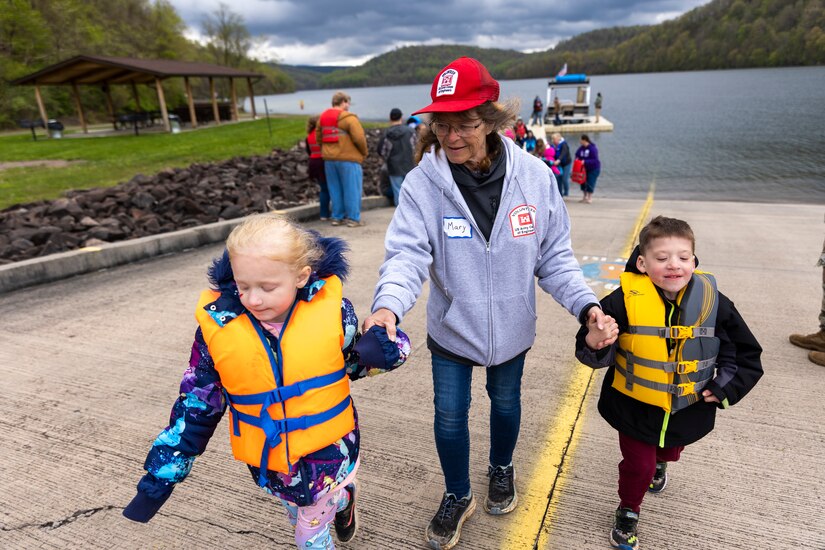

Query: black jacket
left=555, top=140, right=571, bottom=167
left=575, top=248, right=763, bottom=447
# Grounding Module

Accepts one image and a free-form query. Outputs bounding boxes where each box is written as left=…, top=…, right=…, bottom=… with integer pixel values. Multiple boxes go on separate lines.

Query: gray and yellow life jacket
left=613, top=271, right=720, bottom=414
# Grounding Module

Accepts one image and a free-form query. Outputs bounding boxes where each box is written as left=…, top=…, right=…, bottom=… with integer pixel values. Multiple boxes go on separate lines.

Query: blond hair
left=226, top=213, right=322, bottom=272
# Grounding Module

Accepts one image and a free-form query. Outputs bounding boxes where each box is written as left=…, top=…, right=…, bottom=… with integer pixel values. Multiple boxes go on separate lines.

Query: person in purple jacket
left=575, top=134, right=601, bottom=204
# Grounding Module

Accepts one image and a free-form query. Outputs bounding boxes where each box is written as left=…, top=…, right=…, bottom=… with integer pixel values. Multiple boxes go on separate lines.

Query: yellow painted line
left=503, top=184, right=655, bottom=550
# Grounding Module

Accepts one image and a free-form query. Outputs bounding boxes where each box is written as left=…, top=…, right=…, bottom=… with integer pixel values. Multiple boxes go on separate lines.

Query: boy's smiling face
left=636, top=236, right=695, bottom=300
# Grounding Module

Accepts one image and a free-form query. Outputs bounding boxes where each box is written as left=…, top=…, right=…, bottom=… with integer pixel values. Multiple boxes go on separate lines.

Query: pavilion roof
left=12, top=55, right=263, bottom=86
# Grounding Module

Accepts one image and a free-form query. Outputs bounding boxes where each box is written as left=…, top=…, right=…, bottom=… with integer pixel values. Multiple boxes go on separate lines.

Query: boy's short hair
left=638, top=216, right=695, bottom=254
left=331, top=91, right=350, bottom=107
left=390, top=108, right=403, bottom=121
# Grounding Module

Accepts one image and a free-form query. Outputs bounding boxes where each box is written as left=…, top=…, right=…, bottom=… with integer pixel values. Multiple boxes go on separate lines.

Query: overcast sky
left=168, top=0, right=711, bottom=66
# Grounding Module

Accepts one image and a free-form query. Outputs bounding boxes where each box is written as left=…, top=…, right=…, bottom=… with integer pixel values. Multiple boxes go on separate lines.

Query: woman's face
left=432, top=112, right=490, bottom=169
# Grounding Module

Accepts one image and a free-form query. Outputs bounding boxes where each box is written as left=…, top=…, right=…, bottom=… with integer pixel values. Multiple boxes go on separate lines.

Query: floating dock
left=529, top=116, right=613, bottom=140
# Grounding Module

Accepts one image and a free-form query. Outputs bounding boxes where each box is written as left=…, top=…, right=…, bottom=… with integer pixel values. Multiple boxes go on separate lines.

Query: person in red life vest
left=513, top=116, right=527, bottom=147
left=576, top=216, right=763, bottom=550
left=123, top=213, right=411, bottom=550
left=305, top=116, right=329, bottom=220
left=316, top=91, right=369, bottom=228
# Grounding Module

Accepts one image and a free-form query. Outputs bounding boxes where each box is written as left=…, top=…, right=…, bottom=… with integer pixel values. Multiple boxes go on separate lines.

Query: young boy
left=576, top=215, right=763, bottom=550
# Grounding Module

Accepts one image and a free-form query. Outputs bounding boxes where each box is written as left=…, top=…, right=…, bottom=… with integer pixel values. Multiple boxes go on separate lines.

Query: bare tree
left=202, top=3, right=250, bottom=67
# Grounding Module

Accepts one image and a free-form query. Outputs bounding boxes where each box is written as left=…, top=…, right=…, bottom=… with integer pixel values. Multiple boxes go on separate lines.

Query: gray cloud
left=170, top=0, right=711, bottom=65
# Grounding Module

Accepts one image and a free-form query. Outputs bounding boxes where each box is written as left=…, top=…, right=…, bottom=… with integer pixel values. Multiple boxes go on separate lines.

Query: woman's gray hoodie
left=372, top=135, right=597, bottom=367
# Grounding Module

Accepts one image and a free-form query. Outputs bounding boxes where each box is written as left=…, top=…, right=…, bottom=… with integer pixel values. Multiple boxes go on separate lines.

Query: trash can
left=168, top=114, right=181, bottom=134
left=47, top=120, right=64, bottom=139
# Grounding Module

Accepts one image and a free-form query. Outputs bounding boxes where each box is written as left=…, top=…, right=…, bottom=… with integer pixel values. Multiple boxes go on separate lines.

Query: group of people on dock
left=124, top=57, right=763, bottom=550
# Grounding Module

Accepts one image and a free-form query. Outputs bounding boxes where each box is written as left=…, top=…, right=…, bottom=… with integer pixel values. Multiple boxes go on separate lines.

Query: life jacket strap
left=225, top=394, right=352, bottom=486
left=627, top=324, right=715, bottom=339
left=616, top=362, right=710, bottom=396
left=617, top=348, right=717, bottom=374
left=223, top=368, right=345, bottom=437
left=226, top=368, right=346, bottom=409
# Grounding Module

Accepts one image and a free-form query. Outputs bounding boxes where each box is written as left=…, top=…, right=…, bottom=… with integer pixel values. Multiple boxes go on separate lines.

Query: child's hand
left=702, top=389, right=720, bottom=403
left=585, top=308, right=619, bottom=350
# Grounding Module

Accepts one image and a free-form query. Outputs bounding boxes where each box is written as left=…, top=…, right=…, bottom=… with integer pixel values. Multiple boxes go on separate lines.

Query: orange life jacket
left=307, top=130, right=322, bottom=158
left=319, top=108, right=344, bottom=143
left=195, top=275, right=354, bottom=483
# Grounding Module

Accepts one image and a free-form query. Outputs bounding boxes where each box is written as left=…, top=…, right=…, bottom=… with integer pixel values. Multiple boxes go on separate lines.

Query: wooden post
left=229, top=77, right=238, bottom=121
left=184, top=76, right=198, bottom=128
left=246, top=77, right=257, bottom=119
left=154, top=77, right=170, bottom=133
left=71, top=81, right=88, bottom=134
left=103, top=84, right=117, bottom=130
left=34, top=85, right=49, bottom=138
left=209, top=77, right=220, bottom=125
left=131, top=81, right=142, bottom=111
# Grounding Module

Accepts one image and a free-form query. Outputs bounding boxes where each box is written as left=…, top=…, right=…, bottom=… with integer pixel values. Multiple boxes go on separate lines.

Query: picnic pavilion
left=12, top=55, right=264, bottom=136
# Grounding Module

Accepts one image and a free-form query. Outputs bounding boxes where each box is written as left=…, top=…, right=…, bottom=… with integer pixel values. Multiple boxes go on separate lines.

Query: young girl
left=123, top=213, right=411, bottom=549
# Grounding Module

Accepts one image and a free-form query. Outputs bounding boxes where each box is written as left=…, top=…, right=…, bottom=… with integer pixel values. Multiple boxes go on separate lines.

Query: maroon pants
left=618, top=432, right=684, bottom=512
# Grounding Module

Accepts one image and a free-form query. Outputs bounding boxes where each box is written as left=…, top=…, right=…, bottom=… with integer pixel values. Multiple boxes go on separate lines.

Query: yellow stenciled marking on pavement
left=503, top=184, right=655, bottom=550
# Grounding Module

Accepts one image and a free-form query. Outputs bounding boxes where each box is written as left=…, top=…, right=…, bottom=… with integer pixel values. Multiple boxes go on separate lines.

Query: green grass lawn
left=0, top=116, right=309, bottom=210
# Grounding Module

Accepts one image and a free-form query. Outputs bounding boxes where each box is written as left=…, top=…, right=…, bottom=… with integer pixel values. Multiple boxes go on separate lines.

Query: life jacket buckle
left=676, top=360, right=699, bottom=374
left=676, top=381, right=696, bottom=396
left=669, top=325, right=694, bottom=339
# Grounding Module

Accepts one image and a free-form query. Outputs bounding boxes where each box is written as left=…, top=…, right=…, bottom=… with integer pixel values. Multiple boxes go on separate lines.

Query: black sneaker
left=648, top=461, right=668, bottom=494
left=334, top=483, right=358, bottom=543
left=425, top=492, right=476, bottom=550
left=485, top=464, right=518, bottom=515
left=610, top=507, right=639, bottom=549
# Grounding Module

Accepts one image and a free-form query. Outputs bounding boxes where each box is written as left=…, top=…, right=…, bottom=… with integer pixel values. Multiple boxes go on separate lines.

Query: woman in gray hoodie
left=362, top=57, right=617, bottom=550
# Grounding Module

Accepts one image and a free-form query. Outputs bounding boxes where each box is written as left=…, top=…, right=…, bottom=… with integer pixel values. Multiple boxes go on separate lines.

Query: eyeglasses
left=429, top=120, right=483, bottom=138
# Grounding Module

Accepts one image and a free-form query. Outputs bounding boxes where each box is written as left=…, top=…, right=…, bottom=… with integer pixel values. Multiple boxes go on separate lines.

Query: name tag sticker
left=443, top=217, right=473, bottom=239
left=509, top=204, right=537, bottom=237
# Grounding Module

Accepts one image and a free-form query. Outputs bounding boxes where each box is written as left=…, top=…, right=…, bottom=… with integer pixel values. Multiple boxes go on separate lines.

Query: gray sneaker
left=485, top=464, right=518, bottom=514
left=425, top=492, right=476, bottom=550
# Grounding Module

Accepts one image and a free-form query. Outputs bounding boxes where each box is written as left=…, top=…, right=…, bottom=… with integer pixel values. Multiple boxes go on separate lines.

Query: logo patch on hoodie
left=509, top=204, right=537, bottom=237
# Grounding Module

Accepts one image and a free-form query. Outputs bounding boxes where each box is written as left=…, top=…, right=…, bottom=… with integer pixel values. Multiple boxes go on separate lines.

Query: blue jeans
left=389, top=175, right=404, bottom=206
left=317, top=179, right=330, bottom=219
left=431, top=352, right=526, bottom=497
left=324, top=160, right=363, bottom=222
left=557, top=163, right=571, bottom=196
left=584, top=167, right=601, bottom=194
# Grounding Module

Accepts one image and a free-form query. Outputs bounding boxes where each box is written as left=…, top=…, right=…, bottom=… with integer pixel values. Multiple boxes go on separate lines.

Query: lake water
left=249, top=67, right=825, bottom=203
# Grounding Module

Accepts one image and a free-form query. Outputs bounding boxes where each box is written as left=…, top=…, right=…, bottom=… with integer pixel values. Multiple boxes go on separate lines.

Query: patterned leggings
left=278, top=460, right=359, bottom=549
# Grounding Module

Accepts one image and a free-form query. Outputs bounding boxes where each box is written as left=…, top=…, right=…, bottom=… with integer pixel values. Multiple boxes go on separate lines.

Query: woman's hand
left=362, top=308, right=397, bottom=341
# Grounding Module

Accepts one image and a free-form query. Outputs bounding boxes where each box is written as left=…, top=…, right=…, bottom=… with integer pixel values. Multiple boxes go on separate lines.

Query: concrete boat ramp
left=1, top=194, right=823, bottom=549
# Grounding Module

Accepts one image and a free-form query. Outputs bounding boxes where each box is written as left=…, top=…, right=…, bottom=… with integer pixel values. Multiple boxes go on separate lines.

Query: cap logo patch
left=436, top=69, right=459, bottom=97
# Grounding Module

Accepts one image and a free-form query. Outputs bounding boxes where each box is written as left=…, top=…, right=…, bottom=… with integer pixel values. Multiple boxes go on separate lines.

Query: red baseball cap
left=412, top=57, right=500, bottom=115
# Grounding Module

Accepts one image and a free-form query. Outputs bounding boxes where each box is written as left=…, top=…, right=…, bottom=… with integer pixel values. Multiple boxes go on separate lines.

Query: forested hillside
left=317, top=45, right=527, bottom=88
left=500, top=0, right=825, bottom=79
left=0, top=0, right=293, bottom=129
left=292, top=0, right=825, bottom=89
